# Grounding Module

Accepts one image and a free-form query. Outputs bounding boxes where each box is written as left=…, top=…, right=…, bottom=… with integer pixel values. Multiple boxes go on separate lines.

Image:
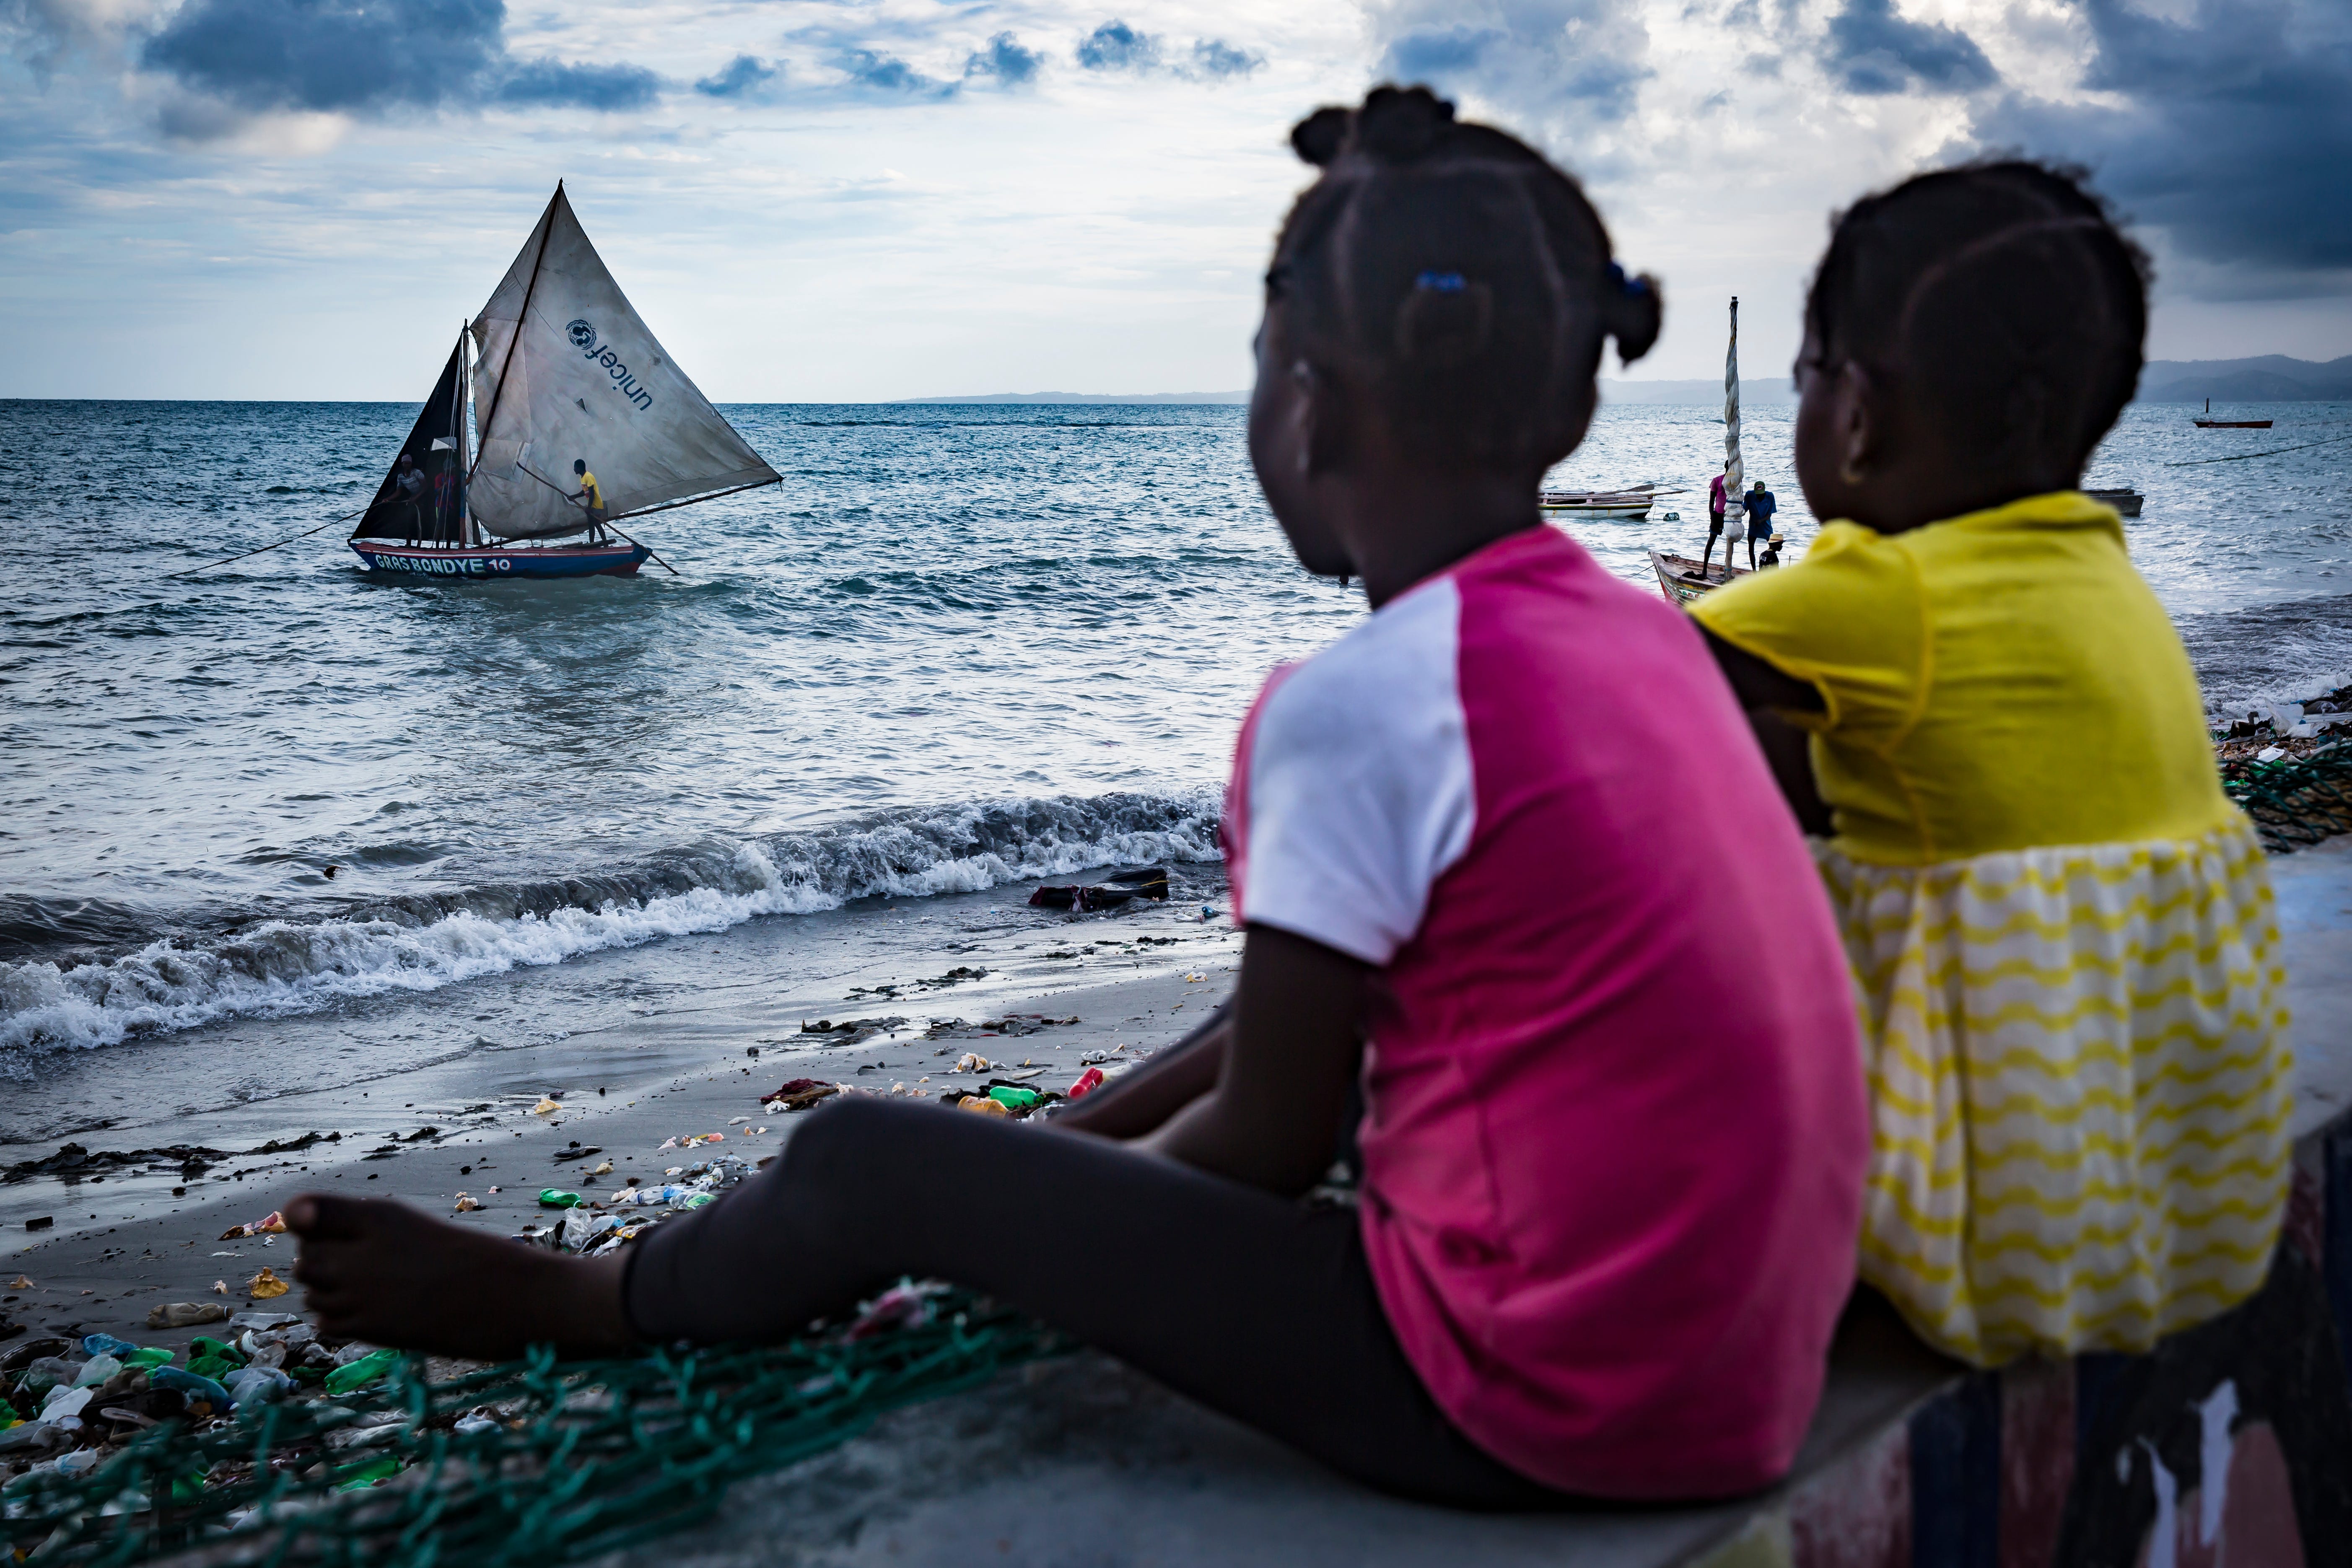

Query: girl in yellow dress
left=1692, top=161, right=2292, bottom=1368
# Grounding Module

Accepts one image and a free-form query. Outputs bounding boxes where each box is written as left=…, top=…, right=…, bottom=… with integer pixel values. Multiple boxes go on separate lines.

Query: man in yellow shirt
left=572, top=459, right=609, bottom=535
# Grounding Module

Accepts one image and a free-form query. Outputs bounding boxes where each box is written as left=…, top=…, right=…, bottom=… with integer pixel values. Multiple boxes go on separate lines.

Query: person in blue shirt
left=1744, top=479, right=1777, bottom=569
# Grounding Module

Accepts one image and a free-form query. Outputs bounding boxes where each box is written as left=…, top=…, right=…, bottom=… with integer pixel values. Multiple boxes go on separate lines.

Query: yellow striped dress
left=1691, top=492, right=2291, bottom=1367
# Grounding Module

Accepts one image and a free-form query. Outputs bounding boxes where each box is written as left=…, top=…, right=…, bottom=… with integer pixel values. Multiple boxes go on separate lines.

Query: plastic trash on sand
left=955, top=1095, right=1010, bottom=1117
left=150, top=1366, right=230, bottom=1410
left=80, top=1333, right=139, bottom=1359
left=763, top=1078, right=838, bottom=1112
left=954, top=1052, right=992, bottom=1073
left=1068, top=1067, right=1106, bottom=1099
left=148, top=1301, right=229, bottom=1330
left=532, top=1097, right=563, bottom=1116
left=987, top=1086, right=1041, bottom=1112
left=454, top=1195, right=482, bottom=1212
left=324, top=1349, right=401, bottom=1396
left=539, top=1189, right=583, bottom=1208
left=247, top=1267, right=291, bottom=1300
left=219, top=1210, right=288, bottom=1241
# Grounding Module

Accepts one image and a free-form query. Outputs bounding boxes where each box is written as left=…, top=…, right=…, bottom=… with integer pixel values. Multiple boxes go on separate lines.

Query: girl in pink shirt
left=288, top=87, right=1869, bottom=1506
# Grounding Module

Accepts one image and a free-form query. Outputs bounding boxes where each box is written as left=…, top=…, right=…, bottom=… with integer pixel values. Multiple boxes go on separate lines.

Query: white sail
left=1722, top=295, right=1745, bottom=526
left=468, top=186, right=778, bottom=541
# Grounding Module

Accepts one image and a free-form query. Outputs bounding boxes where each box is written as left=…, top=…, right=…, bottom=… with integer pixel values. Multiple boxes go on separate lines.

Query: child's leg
left=293, top=1096, right=1564, bottom=1508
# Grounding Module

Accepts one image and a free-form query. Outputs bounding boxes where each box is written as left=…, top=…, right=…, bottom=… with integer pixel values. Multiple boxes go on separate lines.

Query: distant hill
left=894, top=391, right=1249, bottom=404
left=2138, top=355, right=2352, bottom=402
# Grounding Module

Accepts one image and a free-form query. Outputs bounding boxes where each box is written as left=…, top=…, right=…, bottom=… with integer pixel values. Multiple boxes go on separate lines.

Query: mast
left=1722, top=295, right=1744, bottom=540
left=469, top=181, right=562, bottom=485
left=459, top=321, right=476, bottom=548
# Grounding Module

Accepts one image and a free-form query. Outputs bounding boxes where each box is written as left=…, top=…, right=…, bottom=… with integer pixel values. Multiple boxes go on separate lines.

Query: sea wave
left=0, top=789, right=1221, bottom=1062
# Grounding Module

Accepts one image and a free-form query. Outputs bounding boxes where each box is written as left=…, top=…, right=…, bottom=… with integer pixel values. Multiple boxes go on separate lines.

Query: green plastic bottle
left=987, top=1085, right=1041, bottom=1111
left=323, top=1348, right=401, bottom=1395
left=538, top=1189, right=583, bottom=1208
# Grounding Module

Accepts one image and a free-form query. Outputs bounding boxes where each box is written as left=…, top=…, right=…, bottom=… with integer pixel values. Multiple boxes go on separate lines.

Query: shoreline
left=1, top=877, right=1240, bottom=1353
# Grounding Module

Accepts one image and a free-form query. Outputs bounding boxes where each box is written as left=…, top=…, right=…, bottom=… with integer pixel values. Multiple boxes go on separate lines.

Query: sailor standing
left=392, top=454, right=428, bottom=539
left=572, top=459, right=609, bottom=538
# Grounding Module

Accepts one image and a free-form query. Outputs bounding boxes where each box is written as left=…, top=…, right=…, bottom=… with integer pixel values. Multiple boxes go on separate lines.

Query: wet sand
left=2, top=884, right=1239, bottom=1354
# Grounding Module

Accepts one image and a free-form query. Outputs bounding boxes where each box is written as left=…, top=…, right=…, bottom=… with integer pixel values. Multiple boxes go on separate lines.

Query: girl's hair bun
left=1290, top=107, right=1352, bottom=168
left=1353, top=85, right=1456, bottom=164
left=1603, top=264, right=1663, bottom=365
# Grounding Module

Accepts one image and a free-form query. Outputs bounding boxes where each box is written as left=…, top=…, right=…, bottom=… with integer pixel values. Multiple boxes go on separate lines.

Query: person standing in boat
left=1703, top=460, right=1731, bottom=572
left=1745, top=479, right=1777, bottom=569
left=572, top=458, right=609, bottom=538
left=391, top=453, right=428, bottom=540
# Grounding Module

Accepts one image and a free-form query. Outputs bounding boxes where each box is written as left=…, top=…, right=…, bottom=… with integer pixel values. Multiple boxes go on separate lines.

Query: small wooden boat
left=1649, top=548, right=1750, bottom=605
left=2086, top=487, right=2143, bottom=518
left=1541, top=482, right=1684, bottom=521
left=2193, top=398, right=2271, bottom=430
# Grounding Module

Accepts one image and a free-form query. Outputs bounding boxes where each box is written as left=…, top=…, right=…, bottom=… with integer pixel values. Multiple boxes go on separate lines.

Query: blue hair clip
left=1608, top=262, right=1652, bottom=298
left=1414, top=270, right=1468, bottom=294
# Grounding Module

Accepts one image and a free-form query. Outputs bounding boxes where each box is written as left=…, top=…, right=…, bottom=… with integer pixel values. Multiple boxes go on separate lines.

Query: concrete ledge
left=614, top=843, right=2352, bottom=1568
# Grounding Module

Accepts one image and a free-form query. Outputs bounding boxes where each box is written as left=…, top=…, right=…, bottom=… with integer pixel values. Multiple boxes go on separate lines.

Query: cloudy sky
left=3, top=0, right=2346, bottom=400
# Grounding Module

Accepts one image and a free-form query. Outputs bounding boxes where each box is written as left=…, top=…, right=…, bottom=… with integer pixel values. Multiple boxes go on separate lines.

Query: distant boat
left=2087, top=486, right=2144, bottom=518
left=1540, top=482, right=1684, bottom=520
left=1649, top=549, right=1750, bottom=604
left=350, top=184, right=780, bottom=580
left=2193, top=397, right=2271, bottom=431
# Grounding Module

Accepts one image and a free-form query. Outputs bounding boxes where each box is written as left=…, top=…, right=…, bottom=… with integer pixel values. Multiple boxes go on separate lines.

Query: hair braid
left=1268, top=86, right=1660, bottom=472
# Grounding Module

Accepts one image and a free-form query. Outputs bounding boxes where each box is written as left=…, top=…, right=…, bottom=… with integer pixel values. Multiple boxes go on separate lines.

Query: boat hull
left=1541, top=500, right=1654, bottom=520
left=2194, top=420, right=2272, bottom=429
left=350, top=541, right=651, bottom=579
left=1648, top=548, right=1750, bottom=605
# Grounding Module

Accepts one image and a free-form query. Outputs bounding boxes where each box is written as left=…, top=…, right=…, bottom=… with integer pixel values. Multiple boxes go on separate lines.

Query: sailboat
left=350, top=184, right=780, bottom=579
left=1649, top=296, right=1755, bottom=604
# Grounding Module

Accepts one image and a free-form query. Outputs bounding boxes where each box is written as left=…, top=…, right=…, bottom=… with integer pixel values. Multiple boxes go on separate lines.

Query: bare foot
left=287, top=1194, right=634, bottom=1361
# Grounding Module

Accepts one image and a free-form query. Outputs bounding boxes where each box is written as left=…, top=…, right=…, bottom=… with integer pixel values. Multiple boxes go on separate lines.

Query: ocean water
left=6, top=396, right=2351, bottom=1075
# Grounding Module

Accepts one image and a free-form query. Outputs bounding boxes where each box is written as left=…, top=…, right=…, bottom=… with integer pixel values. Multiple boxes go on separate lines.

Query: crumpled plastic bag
left=246, top=1267, right=291, bottom=1300
left=148, top=1301, right=229, bottom=1330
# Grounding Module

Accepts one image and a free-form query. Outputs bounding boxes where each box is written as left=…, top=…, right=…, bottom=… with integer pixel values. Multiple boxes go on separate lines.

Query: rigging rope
left=162, top=507, right=371, bottom=580
left=2163, top=425, right=2352, bottom=467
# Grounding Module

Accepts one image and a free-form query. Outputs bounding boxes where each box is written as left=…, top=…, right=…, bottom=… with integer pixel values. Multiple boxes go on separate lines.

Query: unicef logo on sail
left=564, top=318, right=653, bottom=413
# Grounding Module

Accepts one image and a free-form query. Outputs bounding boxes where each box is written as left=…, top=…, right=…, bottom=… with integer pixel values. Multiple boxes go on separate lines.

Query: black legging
left=622, top=1095, right=1574, bottom=1509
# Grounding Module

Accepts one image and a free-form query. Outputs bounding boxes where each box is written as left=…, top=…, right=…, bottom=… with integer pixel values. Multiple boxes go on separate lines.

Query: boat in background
left=2193, top=397, right=2272, bottom=431
left=2087, top=486, right=2144, bottom=518
left=350, top=184, right=780, bottom=580
left=1649, top=549, right=1750, bottom=605
left=1540, top=482, right=1684, bottom=520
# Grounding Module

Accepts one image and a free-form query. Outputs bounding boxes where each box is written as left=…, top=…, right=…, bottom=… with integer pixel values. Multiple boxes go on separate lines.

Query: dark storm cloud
left=140, top=0, right=659, bottom=115
left=1076, top=19, right=1157, bottom=72
left=1188, top=38, right=1260, bottom=80
left=964, top=31, right=1041, bottom=85
left=1820, top=0, right=1997, bottom=95
left=1974, top=0, right=2351, bottom=292
left=695, top=53, right=780, bottom=99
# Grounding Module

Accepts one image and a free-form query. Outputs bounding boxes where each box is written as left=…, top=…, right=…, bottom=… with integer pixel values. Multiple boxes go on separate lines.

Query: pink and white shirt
left=1223, top=525, right=1869, bottom=1499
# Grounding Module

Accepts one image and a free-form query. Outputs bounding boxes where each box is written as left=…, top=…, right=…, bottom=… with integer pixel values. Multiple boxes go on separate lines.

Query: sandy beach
left=2, top=874, right=1238, bottom=1357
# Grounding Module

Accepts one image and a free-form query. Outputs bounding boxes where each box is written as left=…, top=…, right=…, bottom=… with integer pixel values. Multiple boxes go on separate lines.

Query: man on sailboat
left=573, top=459, right=609, bottom=535
left=392, top=454, right=428, bottom=536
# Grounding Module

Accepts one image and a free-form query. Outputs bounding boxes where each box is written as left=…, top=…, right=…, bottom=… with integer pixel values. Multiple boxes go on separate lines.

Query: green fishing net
left=2, top=1291, right=1068, bottom=1567
left=2225, top=741, right=2352, bottom=852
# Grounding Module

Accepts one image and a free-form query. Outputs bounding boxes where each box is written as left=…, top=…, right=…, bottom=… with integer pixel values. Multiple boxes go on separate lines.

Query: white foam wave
left=0, top=791, right=1221, bottom=1059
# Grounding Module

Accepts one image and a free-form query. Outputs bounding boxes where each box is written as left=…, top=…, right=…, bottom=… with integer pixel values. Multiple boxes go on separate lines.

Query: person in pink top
left=284, top=86, right=1869, bottom=1506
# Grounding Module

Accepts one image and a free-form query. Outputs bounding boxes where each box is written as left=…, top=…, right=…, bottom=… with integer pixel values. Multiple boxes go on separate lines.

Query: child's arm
left=1139, top=925, right=1367, bottom=1197
left=1702, top=628, right=1834, bottom=836
left=1049, top=1007, right=1231, bottom=1139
